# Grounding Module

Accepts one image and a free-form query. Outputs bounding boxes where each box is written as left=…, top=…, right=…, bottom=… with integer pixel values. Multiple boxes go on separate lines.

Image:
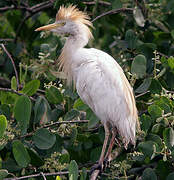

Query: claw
left=103, top=157, right=111, bottom=169
left=90, top=162, right=103, bottom=175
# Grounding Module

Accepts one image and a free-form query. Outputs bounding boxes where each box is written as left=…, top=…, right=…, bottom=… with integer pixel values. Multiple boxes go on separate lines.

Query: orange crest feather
left=56, top=5, right=93, bottom=28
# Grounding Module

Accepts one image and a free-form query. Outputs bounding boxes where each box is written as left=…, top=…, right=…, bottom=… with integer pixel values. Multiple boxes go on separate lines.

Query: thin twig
left=0, top=5, right=15, bottom=12
left=0, top=87, right=36, bottom=101
left=83, top=1, right=111, bottom=6
left=135, top=91, right=150, bottom=98
left=43, top=120, right=89, bottom=128
left=92, top=8, right=133, bottom=22
left=0, top=1, right=50, bottom=13
left=0, top=38, right=14, bottom=42
left=40, top=172, right=47, bottom=180
left=4, top=171, right=69, bottom=180
left=0, top=0, right=34, bottom=13
left=4, top=169, right=95, bottom=180
left=19, top=120, right=89, bottom=139
left=15, top=1, right=54, bottom=42
left=1, top=44, right=20, bottom=90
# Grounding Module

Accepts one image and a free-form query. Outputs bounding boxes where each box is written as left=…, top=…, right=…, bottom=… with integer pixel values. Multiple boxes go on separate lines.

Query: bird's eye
left=61, top=22, right=66, bottom=26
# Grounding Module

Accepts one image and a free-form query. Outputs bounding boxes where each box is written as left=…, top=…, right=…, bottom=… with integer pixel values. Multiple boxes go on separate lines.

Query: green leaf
left=90, top=146, right=102, bottom=162
left=64, top=109, right=80, bottom=121
left=80, top=167, right=87, bottom=180
left=155, top=98, right=171, bottom=113
left=142, top=168, right=157, bottom=180
left=166, top=71, right=174, bottom=88
left=68, top=160, right=78, bottom=180
left=135, top=78, right=152, bottom=93
left=33, top=128, right=56, bottom=150
left=40, top=43, right=50, bottom=53
left=73, top=98, right=89, bottom=111
left=167, top=172, right=174, bottom=180
left=111, top=0, right=122, bottom=9
left=34, top=96, right=51, bottom=125
left=163, top=128, right=174, bottom=148
left=12, top=140, right=31, bottom=168
left=0, top=169, right=8, bottom=180
left=2, top=158, right=21, bottom=172
left=148, top=104, right=163, bottom=119
left=64, top=88, right=78, bottom=100
left=140, top=114, right=152, bottom=133
left=47, top=134, right=63, bottom=154
left=168, top=57, right=174, bottom=70
left=51, top=108, right=63, bottom=122
left=22, top=80, right=40, bottom=96
left=0, top=104, right=11, bottom=119
left=137, top=43, right=156, bottom=61
left=171, top=30, right=174, bottom=39
left=27, top=148, right=44, bottom=167
left=156, top=160, right=170, bottom=180
left=59, top=149, right=70, bottom=163
left=11, top=76, right=17, bottom=90
left=133, top=7, right=145, bottom=27
left=149, top=79, right=162, bottom=94
left=138, top=141, right=157, bottom=158
left=46, top=86, right=63, bottom=104
left=70, top=128, right=77, bottom=144
left=0, top=115, right=7, bottom=138
left=38, top=12, right=49, bottom=24
left=131, top=55, right=147, bottom=78
left=86, top=109, right=99, bottom=129
left=14, top=96, right=31, bottom=134
left=56, top=176, right=62, bottom=180
left=151, top=123, right=164, bottom=135
left=125, top=29, right=138, bottom=49
left=146, top=134, right=163, bottom=148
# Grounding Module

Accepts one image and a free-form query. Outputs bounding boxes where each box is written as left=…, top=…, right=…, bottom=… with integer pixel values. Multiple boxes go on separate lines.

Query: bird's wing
left=73, top=48, right=137, bottom=145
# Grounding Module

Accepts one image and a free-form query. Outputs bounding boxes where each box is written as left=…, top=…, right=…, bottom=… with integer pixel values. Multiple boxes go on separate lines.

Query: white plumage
left=74, top=48, right=136, bottom=145
left=35, top=5, right=138, bottom=177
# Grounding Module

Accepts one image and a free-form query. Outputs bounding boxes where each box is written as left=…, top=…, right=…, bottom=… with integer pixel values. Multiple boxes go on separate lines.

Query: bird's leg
left=104, top=128, right=117, bottom=167
left=98, top=122, right=110, bottom=165
left=90, top=122, right=110, bottom=173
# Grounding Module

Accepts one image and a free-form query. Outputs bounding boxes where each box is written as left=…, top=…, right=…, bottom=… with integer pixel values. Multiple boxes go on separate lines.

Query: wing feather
left=73, top=48, right=138, bottom=146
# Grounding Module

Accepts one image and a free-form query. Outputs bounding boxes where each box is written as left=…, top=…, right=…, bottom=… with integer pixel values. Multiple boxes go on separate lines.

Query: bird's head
left=35, top=5, right=93, bottom=40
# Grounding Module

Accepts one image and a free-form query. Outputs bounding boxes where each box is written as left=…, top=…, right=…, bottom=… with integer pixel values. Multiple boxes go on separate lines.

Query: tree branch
left=90, top=147, right=123, bottom=180
left=14, top=1, right=54, bottom=42
left=4, top=171, right=70, bottom=180
left=1, top=44, right=20, bottom=90
left=0, top=87, right=36, bottom=101
left=135, top=91, right=150, bottom=98
left=92, top=8, right=133, bottom=22
left=43, top=120, right=89, bottom=129
left=19, top=120, right=89, bottom=139
left=0, top=38, right=14, bottom=42
left=83, top=1, right=111, bottom=6
left=0, top=5, right=15, bottom=12
left=0, top=4, right=33, bottom=13
left=0, top=1, right=51, bottom=13
left=40, top=172, right=46, bottom=180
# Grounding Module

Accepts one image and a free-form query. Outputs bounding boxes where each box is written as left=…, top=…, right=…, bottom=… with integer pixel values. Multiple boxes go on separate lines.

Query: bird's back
left=72, top=48, right=138, bottom=147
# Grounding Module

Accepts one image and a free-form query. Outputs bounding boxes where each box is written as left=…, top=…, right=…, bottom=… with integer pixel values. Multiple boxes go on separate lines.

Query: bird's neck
left=58, top=29, right=90, bottom=85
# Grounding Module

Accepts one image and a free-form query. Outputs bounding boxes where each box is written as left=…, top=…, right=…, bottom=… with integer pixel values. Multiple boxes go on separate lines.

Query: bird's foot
left=90, top=162, right=103, bottom=175
left=103, top=157, right=111, bottom=169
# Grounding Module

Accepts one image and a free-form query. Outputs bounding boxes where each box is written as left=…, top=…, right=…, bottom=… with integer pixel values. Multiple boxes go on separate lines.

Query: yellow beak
left=35, top=23, right=62, bottom=31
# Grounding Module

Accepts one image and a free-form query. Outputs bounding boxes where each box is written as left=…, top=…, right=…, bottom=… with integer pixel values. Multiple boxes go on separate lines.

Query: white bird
left=35, top=5, right=138, bottom=178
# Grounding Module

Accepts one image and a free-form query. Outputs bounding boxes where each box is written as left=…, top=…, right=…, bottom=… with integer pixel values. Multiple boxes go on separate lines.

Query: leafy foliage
left=0, top=0, right=174, bottom=179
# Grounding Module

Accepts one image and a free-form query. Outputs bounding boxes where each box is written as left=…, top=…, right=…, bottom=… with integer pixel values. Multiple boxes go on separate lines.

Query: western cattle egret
left=35, top=5, right=138, bottom=178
